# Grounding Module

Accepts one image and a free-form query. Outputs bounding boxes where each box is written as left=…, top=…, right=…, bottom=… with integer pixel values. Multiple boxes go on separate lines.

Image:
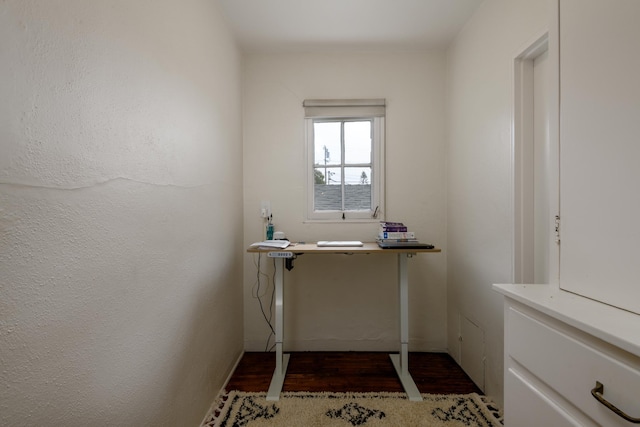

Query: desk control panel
left=267, top=251, right=295, bottom=258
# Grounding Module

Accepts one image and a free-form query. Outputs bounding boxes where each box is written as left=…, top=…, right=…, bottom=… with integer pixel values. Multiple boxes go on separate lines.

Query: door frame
left=512, top=27, right=560, bottom=287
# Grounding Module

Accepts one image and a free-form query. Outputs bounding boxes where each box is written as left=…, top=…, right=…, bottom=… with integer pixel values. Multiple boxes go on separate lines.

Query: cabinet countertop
left=493, top=283, right=640, bottom=358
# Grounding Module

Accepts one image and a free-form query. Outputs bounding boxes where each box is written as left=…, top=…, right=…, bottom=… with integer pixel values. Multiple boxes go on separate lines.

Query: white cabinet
left=494, top=285, right=640, bottom=426
left=559, top=0, right=640, bottom=314
left=497, top=1, right=640, bottom=422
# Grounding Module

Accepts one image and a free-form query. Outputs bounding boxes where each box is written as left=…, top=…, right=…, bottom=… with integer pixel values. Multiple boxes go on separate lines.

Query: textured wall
left=0, top=1, right=243, bottom=425
left=446, top=0, right=550, bottom=406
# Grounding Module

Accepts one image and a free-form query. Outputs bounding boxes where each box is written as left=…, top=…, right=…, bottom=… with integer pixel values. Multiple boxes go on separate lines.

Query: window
left=304, top=99, right=385, bottom=221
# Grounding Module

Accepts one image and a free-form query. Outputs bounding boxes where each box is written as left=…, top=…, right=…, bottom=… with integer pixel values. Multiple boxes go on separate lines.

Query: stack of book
left=377, top=221, right=418, bottom=242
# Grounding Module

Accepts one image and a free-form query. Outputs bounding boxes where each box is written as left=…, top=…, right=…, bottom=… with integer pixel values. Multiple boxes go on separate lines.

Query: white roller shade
left=303, top=99, right=386, bottom=118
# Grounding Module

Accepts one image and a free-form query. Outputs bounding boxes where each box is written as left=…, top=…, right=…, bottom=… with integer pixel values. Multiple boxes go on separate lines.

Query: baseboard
left=221, top=349, right=245, bottom=393
left=244, top=339, right=447, bottom=353
left=199, top=350, right=245, bottom=427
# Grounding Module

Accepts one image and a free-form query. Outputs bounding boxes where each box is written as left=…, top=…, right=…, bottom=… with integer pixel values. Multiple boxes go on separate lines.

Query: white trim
left=199, top=350, right=245, bottom=426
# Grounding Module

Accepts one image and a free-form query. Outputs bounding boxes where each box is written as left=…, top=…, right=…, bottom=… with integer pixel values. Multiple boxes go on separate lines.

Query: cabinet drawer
left=508, top=306, right=640, bottom=426
left=505, top=368, right=585, bottom=427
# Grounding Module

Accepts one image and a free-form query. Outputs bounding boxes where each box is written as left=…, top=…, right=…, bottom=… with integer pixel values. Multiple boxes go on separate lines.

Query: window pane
left=314, top=168, right=342, bottom=211
left=344, top=121, right=371, bottom=164
left=344, top=166, right=371, bottom=185
left=344, top=167, right=371, bottom=210
left=314, top=122, right=341, bottom=165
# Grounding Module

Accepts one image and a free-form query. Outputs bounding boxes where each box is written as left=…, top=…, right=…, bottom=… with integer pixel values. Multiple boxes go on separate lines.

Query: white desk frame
left=247, top=242, right=440, bottom=402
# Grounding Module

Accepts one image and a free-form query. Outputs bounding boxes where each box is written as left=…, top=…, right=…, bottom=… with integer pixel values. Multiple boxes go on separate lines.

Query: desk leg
left=390, top=253, right=423, bottom=402
left=266, top=258, right=289, bottom=401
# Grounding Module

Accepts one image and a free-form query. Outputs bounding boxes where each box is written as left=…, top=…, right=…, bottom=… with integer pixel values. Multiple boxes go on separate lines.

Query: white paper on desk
left=250, top=240, right=290, bottom=249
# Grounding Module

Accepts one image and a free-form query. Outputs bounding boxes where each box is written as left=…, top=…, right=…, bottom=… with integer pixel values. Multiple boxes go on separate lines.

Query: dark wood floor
left=226, top=352, right=482, bottom=395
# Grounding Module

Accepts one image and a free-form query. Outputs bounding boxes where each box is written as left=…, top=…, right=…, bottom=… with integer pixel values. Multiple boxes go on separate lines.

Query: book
left=380, top=226, right=408, bottom=232
left=379, top=222, right=408, bottom=232
left=379, top=231, right=416, bottom=240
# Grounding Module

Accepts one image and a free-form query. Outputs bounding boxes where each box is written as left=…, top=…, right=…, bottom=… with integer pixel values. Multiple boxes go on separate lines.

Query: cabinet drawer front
left=505, top=368, right=586, bottom=427
left=508, top=306, right=640, bottom=426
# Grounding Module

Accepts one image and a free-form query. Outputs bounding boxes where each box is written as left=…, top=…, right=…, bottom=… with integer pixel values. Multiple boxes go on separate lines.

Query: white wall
left=242, top=52, right=448, bottom=352
left=446, top=0, right=550, bottom=405
left=0, top=1, right=243, bottom=425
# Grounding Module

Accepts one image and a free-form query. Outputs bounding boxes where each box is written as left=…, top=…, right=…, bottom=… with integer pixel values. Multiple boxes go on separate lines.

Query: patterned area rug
left=202, top=391, right=503, bottom=426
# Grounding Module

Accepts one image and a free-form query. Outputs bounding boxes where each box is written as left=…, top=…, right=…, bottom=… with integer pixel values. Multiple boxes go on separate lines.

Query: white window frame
left=304, top=99, right=385, bottom=222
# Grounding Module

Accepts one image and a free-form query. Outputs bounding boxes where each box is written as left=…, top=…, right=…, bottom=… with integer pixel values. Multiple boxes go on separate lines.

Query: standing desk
left=246, top=242, right=441, bottom=401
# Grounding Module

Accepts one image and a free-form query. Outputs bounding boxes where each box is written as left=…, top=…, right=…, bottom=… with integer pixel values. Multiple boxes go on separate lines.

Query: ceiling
left=216, top=0, right=484, bottom=52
